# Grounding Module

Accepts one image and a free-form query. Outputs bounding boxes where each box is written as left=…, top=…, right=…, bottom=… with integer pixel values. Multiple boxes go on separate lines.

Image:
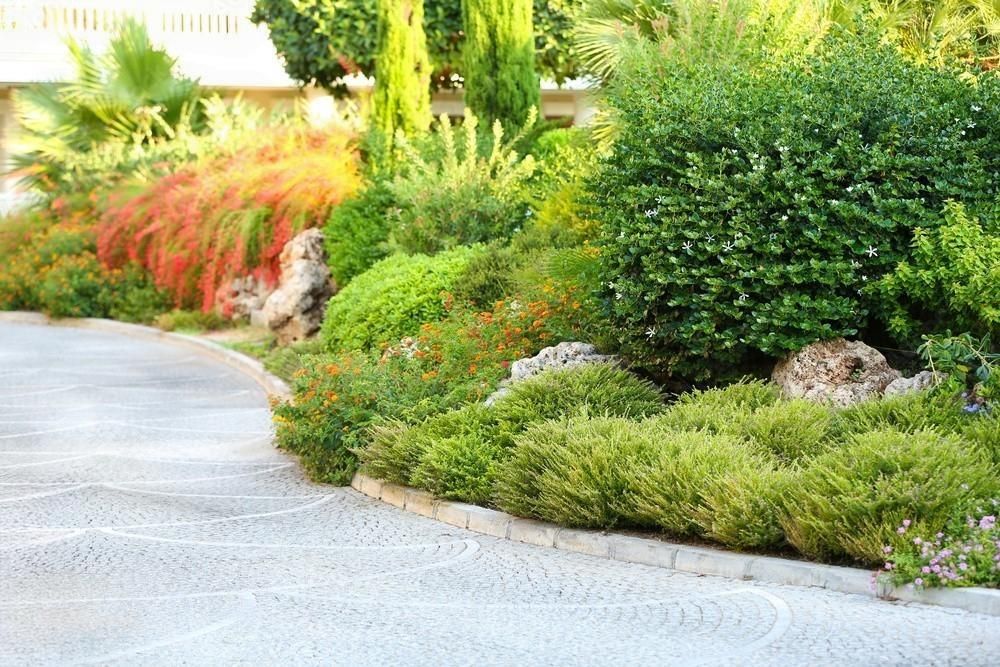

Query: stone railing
left=0, top=0, right=294, bottom=88
left=0, top=1, right=252, bottom=35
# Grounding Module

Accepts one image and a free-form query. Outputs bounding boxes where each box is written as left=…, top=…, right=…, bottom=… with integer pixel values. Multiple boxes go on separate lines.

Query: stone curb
left=350, top=472, right=1000, bottom=617
left=0, top=312, right=292, bottom=400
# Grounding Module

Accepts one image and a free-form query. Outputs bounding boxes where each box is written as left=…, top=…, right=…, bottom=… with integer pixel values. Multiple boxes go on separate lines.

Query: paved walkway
left=1, top=322, right=998, bottom=666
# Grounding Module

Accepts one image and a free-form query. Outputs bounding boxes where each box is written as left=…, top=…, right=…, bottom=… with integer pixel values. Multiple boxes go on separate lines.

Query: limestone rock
left=261, top=229, right=335, bottom=345
left=221, top=275, right=271, bottom=321
left=884, top=371, right=943, bottom=397
left=485, top=342, right=620, bottom=406
left=772, top=338, right=901, bottom=407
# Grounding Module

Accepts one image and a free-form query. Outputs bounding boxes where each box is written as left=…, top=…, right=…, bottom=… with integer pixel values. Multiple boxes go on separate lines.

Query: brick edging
left=351, top=472, right=1000, bottom=617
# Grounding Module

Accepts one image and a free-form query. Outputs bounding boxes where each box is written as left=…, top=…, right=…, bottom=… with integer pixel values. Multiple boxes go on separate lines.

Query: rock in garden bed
left=486, top=342, right=620, bottom=406
left=772, top=338, right=901, bottom=407
left=261, top=229, right=336, bottom=344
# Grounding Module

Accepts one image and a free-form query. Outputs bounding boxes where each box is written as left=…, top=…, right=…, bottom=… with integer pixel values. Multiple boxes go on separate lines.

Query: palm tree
left=11, top=18, right=202, bottom=192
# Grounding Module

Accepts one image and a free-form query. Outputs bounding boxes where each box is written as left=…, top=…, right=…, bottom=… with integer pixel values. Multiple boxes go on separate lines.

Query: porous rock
left=772, top=338, right=901, bottom=407
left=261, top=229, right=335, bottom=345
left=884, top=371, right=944, bottom=397
left=485, top=342, right=620, bottom=406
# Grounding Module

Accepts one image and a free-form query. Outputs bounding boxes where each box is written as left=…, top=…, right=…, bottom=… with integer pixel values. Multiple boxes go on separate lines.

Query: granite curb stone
left=351, top=472, right=1000, bottom=617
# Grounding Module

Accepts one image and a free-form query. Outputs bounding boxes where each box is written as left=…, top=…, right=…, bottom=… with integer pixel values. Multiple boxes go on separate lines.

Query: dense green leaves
left=592, top=35, right=1000, bottom=380
left=373, top=0, right=432, bottom=140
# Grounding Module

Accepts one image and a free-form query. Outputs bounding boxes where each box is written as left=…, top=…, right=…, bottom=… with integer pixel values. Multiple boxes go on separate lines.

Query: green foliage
left=655, top=382, right=832, bottom=465
left=781, top=428, right=998, bottom=564
left=623, top=429, right=771, bottom=537
left=655, top=380, right=780, bottom=433
left=389, top=111, right=537, bottom=254
left=593, top=35, right=1000, bottom=380
left=920, top=333, right=999, bottom=402
left=694, top=465, right=791, bottom=551
left=361, top=363, right=663, bottom=497
left=738, top=400, right=835, bottom=464
left=105, top=264, right=173, bottom=324
left=409, top=405, right=503, bottom=503
left=462, top=0, right=540, bottom=127
left=320, top=247, right=479, bottom=352
left=12, top=19, right=202, bottom=192
left=251, top=0, right=581, bottom=92
left=451, top=243, right=520, bottom=309
left=323, top=182, right=397, bottom=287
left=373, top=0, right=431, bottom=140
left=278, top=286, right=591, bottom=483
left=876, top=203, right=1000, bottom=342
left=497, top=416, right=659, bottom=526
left=492, top=364, right=665, bottom=435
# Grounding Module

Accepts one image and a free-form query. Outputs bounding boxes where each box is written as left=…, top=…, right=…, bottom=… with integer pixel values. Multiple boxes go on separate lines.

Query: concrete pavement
left=1, top=322, right=998, bottom=666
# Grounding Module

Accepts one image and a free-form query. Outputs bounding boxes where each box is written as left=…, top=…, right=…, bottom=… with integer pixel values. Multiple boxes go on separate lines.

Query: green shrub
left=278, top=286, right=591, bottom=483
left=832, top=389, right=970, bottom=439
left=389, top=112, right=536, bottom=255
left=694, top=465, right=791, bottom=551
left=361, top=363, right=663, bottom=496
left=655, top=380, right=779, bottom=433
left=739, top=400, right=834, bottom=464
left=491, top=364, right=665, bottom=436
left=593, top=35, right=1000, bottom=380
left=409, top=406, right=503, bottom=504
left=105, top=264, right=172, bottom=324
left=450, top=243, right=520, bottom=309
left=496, top=416, right=659, bottom=526
left=623, top=429, right=771, bottom=537
left=781, top=429, right=998, bottom=564
left=320, top=246, right=479, bottom=352
left=876, top=203, right=1000, bottom=342
left=324, top=183, right=397, bottom=287
left=37, top=252, right=114, bottom=319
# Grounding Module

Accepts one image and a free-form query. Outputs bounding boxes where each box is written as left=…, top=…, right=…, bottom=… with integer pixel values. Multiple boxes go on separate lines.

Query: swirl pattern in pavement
left=1, top=322, right=998, bottom=666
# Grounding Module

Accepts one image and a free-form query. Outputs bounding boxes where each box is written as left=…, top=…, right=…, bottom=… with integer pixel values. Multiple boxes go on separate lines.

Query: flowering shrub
left=883, top=505, right=1000, bottom=589
left=96, top=128, right=360, bottom=312
left=592, top=35, right=1000, bottom=380
left=275, top=283, right=591, bottom=483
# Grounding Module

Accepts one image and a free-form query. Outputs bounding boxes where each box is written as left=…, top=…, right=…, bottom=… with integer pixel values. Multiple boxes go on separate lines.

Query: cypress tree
left=461, top=0, right=540, bottom=127
left=373, top=0, right=431, bottom=140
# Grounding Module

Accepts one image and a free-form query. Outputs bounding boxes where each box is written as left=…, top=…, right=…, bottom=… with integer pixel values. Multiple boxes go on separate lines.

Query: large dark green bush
left=320, top=247, right=479, bottom=352
left=592, top=35, right=1000, bottom=380
left=251, top=0, right=580, bottom=93
left=781, top=428, right=998, bottom=564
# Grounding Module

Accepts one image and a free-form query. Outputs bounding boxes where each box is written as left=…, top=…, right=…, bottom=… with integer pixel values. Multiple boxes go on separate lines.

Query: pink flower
left=914, top=578, right=924, bottom=586
left=921, top=566, right=931, bottom=574
left=980, top=516, right=996, bottom=531
left=883, top=546, right=893, bottom=554
left=902, top=519, right=912, bottom=528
